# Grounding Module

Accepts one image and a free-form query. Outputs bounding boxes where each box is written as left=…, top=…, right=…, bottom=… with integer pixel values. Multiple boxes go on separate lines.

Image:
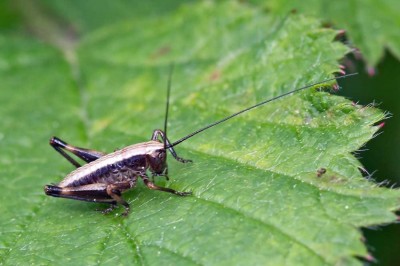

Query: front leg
left=151, top=129, right=192, bottom=163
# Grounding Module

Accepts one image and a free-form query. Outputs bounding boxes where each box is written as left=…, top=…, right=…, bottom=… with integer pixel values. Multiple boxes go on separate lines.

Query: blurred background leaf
left=252, top=0, right=400, bottom=67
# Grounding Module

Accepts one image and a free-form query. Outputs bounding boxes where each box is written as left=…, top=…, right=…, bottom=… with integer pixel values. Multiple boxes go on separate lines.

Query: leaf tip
left=367, top=66, right=377, bottom=76
left=332, top=83, right=340, bottom=92
left=336, top=29, right=346, bottom=36
left=364, top=253, right=377, bottom=263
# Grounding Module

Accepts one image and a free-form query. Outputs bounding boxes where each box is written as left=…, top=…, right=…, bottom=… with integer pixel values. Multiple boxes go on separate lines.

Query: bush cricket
left=44, top=69, right=356, bottom=216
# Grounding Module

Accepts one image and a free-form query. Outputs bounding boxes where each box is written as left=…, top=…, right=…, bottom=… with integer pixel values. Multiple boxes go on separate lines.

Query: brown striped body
left=58, top=141, right=163, bottom=188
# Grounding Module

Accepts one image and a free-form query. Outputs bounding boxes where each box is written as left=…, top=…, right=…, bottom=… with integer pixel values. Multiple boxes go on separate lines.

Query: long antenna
left=167, top=73, right=357, bottom=148
left=164, top=64, right=174, bottom=149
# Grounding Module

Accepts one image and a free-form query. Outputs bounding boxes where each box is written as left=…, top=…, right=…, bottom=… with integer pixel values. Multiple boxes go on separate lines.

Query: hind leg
left=50, top=136, right=106, bottom=167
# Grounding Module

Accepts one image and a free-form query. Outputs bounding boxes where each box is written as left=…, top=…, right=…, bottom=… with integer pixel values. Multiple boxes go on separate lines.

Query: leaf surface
left=0, top=2, right=399, bottom=265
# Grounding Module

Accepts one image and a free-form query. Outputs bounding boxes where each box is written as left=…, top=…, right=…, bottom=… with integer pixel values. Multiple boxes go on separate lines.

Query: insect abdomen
left=64, top=155, right=147, bottom=187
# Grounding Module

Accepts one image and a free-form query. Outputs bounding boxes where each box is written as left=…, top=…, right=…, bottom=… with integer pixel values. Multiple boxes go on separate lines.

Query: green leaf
left=253, top=0, right=400, bottom=67
left=0, top=1, right=399, bottom=265
left=39, top=0, right=196, bottom=33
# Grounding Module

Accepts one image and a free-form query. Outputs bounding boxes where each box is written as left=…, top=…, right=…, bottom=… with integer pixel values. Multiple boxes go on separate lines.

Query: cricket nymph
left=58, top=141, right=166, bottom=187
left=45, top=130, right=192, bottom=216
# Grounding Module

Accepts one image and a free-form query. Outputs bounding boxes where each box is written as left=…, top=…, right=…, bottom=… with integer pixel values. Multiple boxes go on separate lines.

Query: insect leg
left=50, top=136, right=106, bottom=167
left=98, top=203, right=118, bottom=215
left=44, top=184, right=115, bottom=203
left=151, top=130, right=192, bottom=163
left=106, top=182, right=132, bottom=216
left=140, top=173, right=192, bottom=196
